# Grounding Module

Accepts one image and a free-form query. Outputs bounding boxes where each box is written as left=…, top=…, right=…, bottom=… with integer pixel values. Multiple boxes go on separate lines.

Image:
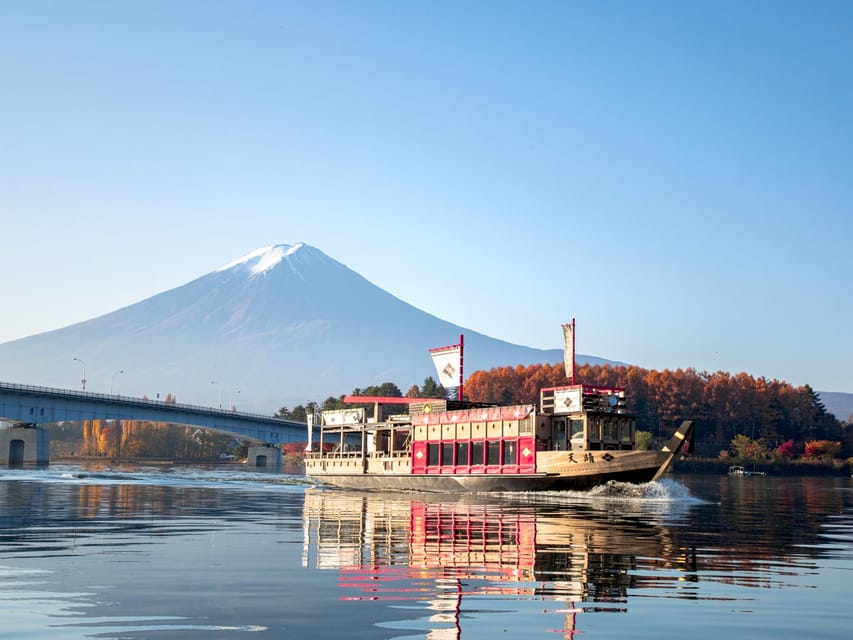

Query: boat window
left=456, top=441, right=469, bottom=466
left=570, top=419, right=584, bottom=439
left=487, top=441, right=501, bottom=466
left=442, top=442, right=454, bottom=466
left=472, top=441, right=485, bottom=465
left=588, top=418, right=602, bottom=442
left=503, top=441, right=517, bottom=466
left=428, top=443, right=439, bottom=466
left=603, top=418, right=617, bottom=441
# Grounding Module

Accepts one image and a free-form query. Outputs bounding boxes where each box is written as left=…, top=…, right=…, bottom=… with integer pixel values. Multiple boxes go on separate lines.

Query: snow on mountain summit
left=217, top=243, right=307, bottom=276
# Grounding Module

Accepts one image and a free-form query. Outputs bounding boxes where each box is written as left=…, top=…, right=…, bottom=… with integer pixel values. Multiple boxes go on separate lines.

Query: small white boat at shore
left=729, top=465, right=766, bottom=477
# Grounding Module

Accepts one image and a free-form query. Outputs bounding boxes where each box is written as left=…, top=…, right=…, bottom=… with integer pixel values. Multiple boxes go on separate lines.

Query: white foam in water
left=502, top=478, right=705, bottom=525
left=586, top=477, right=695, bottom=501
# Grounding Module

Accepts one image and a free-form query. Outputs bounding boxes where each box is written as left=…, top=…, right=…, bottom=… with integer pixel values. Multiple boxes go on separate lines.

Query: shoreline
left=673, top=457, right=852, bottom=477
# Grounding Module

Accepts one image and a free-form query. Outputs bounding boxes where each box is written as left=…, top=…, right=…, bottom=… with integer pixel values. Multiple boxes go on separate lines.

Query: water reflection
left=302, top=487, right=699, bottom=639
left=0, top=469, right=306, bottom=561
left=1, top=468, right=850, bottom=640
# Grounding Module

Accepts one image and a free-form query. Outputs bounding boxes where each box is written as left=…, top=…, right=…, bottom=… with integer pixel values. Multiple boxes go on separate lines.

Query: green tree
left=728, top=434, right=772, bottom=463
left=635, top=431, right=653, bottom=450
left=729, top=434, right=752, bottom=461
left=289, top=405, right=308, bottom=421
left=804, top=385, right=842, bottom=442
left=354, top=382, right=403, bottom=398
left=420, top=376, right=445, bottom=398
left=322, top=396, right=345, bottom=411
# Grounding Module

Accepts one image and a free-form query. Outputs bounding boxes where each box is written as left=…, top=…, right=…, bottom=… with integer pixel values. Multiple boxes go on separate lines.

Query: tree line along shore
left=51, top=363, right=852, bottom=475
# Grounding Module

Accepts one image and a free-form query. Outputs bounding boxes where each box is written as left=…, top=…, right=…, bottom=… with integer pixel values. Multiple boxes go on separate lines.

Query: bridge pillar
left=1, top=426, right=49, bottom=465
left=247, top=444, right=282, bottom=468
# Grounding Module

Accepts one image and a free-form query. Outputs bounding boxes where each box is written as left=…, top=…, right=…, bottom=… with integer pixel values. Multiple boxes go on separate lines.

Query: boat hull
left=306, top=420, right=693, bottom=494
left=308, top=461, right=669, bottom=493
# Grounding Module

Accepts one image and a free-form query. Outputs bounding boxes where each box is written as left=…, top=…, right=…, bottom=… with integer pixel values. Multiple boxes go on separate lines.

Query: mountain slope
left=820, top=392, right=853, bottom=422
left=0, top=243, right=604, bottom=413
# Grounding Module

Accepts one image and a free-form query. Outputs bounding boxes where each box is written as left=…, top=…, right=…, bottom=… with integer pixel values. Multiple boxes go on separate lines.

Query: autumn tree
left=804, top=440, right=842, bottom=460
left=458, top=361, right=844, bottom=455
left=775, top=440, right=799, bottom=459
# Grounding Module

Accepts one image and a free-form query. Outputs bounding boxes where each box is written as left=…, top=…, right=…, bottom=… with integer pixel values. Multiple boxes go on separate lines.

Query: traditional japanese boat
left=304, top=325, right=694, bottom=492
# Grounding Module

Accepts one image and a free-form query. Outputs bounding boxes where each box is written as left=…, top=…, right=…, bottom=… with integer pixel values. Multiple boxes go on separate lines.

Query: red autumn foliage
left=775, top=439, right=799, bottom=458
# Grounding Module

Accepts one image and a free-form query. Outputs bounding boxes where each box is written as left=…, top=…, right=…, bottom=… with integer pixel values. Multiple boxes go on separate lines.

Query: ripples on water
left=1, top=465, right=851, bottom=639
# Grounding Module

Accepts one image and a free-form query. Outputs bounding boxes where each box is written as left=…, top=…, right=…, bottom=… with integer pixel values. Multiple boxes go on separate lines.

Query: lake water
left=1, top=465, right=851, bottom=639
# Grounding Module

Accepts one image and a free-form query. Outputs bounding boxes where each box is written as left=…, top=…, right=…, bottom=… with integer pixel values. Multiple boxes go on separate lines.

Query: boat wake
left=500, top=478, right=703, bottom=523
left=587, top=477, right=695, bottom=501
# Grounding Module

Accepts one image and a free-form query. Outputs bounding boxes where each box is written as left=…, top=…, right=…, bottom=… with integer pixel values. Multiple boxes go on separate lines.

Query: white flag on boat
left=562, top=322, right=574, bottom=381
left=429, top=343, right=462, bottom=388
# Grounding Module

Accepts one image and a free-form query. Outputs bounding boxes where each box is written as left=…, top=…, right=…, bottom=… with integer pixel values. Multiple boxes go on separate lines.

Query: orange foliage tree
left=463, top=362, right=843, bottom=454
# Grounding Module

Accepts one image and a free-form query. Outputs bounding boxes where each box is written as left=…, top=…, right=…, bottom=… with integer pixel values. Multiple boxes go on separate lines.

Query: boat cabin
left=538, top=385, right=635, bottom=452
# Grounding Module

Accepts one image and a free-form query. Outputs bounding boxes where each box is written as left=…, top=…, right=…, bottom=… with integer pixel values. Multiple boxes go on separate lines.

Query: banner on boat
left=562, top=322, right=574, bottom=381
left=429, top=343, right=461, bottom=388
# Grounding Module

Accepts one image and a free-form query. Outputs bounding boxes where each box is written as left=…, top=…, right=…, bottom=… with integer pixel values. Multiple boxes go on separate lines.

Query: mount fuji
left=0, top=243, right=608, bottom=414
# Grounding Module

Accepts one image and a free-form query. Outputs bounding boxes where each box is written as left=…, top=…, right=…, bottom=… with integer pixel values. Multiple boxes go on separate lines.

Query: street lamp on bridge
left=111, top=369, right=124, bottom=395
left=73, top=357, right=87, bottom=392
left=211, top=380, right=222, bottom=409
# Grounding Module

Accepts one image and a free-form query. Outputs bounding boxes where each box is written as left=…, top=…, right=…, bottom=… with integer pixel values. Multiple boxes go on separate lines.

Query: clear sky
left=1, top=1, right=851, bottom=393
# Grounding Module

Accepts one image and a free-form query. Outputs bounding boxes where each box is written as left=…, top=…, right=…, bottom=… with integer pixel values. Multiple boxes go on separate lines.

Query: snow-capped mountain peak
left=217, top=243, right=307, bottom=276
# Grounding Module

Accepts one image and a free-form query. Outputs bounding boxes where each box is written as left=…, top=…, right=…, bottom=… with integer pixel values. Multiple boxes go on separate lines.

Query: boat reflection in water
left=302, top=486, right=695, bottom=639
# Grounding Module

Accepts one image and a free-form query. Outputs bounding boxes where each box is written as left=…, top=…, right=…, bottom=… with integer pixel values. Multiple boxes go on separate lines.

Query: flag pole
left=571, top=318, right=576, bottom=385
left=458, top=333, right=464, bottom=401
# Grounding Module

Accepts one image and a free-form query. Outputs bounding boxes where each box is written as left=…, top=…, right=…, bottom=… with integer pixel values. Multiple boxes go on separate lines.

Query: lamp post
left=73, top=357, right=87, bottom=391
left=110, top=369, right=124, bottom=395
left=231, top=389, right=241, bottom=411
left=211, top=380, right=221, bottom=409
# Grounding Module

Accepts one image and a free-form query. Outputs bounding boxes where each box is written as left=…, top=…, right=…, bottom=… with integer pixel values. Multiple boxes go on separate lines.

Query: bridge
left=0, top=381, right=312, bottom=465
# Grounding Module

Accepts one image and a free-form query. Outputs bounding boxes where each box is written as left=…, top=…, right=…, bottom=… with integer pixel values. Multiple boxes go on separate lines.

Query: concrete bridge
left=0, top=381, right=311, bottom=466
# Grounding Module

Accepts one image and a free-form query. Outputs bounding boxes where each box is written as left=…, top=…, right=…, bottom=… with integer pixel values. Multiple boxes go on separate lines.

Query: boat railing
left=305, top=450, right=363, bottom=460
left=305, top=448, right=411, bottom=462
left=368, top=450, right=409, bottom=459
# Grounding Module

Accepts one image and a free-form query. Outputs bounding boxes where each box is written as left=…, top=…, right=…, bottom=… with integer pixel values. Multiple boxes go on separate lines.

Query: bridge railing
left=0, top=380, right=301, bottom=426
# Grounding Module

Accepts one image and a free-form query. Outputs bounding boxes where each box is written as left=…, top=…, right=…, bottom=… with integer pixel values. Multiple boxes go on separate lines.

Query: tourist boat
left=304, top=324, right=694, bottom=492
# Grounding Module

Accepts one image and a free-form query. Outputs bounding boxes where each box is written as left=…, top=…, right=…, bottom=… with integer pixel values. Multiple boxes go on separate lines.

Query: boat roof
left=343, top=395, right=445, bottom=405
left=541, top=384, right=626, bottom=394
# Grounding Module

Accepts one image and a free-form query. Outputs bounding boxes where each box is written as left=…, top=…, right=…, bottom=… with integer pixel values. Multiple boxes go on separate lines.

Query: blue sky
left=1, top=1, right=851, bottom=393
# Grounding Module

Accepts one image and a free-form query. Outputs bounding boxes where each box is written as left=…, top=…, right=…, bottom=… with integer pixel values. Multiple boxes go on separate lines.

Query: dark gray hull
left=309, top=466, right=664, bottom=493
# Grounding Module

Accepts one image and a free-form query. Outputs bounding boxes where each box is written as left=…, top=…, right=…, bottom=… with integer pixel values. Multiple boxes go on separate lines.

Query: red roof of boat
left=343, top=395, right=445, bottom=404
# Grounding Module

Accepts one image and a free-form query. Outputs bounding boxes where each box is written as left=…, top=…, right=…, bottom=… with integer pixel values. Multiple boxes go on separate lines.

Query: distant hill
left=0, top=243, right=610, bottom=414
left=820, top=392, right=853, bottom=422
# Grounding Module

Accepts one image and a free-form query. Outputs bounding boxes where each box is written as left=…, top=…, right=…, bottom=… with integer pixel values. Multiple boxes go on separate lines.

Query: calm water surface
left=1, top=465, right=851, bottom=639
